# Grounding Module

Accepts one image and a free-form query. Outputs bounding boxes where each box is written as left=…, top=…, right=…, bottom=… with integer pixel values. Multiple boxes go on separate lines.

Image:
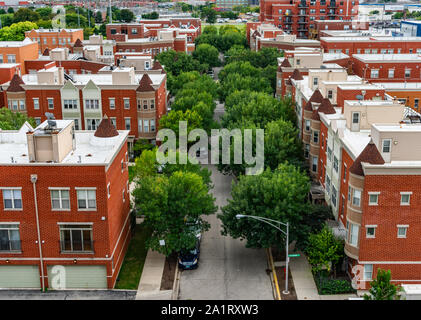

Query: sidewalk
left=135, top=249, right=172, bottom=300
left=289, top=251, right=357, bottom=300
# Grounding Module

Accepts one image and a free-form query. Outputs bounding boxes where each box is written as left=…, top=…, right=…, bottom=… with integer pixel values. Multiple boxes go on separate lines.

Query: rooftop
left=353, top=54, right=421, bottom=62
left=0, top=38, right=34, bottom=47
left=0, top=120, right=129, bottom=166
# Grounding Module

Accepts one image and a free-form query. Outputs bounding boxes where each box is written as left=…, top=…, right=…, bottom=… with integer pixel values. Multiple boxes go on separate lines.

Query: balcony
left=328, top=10, right=336, bottom=16
left=298, top=0, right=308, bottom=8
left=0, top=240, right=21, bottom=252
left=328, top=1, right=337, bottom=7
left=298, top=19, right=308, bottom=24
left=60, top=240, right=95, bottom=254
left=298, top=10, right=307, bottom=16
left=284, top=19, right=293, bottom=24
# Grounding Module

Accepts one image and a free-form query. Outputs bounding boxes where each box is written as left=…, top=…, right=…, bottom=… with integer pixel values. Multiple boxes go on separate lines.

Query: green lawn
left=114, top=224, right=151, bottom=290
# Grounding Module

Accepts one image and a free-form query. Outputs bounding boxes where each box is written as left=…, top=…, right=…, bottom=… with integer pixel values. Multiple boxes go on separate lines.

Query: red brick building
left=310, top=19, right=369, bottom=39
left=259, top=0, right=359, bottom=38
left=0, top=118, right=131, bottom=289
left=25, top=29, right=84, bottom=53
left=1, top=64, right=168, bottom=152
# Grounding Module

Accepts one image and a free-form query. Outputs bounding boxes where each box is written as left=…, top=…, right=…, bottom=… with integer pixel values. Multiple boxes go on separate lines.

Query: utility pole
left=109, top=0, right=112, bottom=24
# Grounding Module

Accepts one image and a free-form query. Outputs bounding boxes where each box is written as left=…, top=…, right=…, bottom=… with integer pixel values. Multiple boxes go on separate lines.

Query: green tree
left=219, top=74, right=272, bottom=101
left=0, top=109, right=36, bottom=130
left=142, top=11, right=159, bottom=19
left=36, top=19, right=52, bottom=29
left=306, top=226, right=344, bottom=275
left=134, top=171, right=217, bottom=256
left=159, top=109, right=202, bottom=139
left=35, top=7, right=53, bottom=20
left=0, top=9, right=6, bottom=15
left=7, top=7, right=14, bottom=14
left=13, top=8, right=40, bottom=23
left=363, top=269, right=401, bottom=300
left=155, top=50, right=207, bottom=76
left=264, top=119, right=303, bottom=170
left=120, top=9, right=134, bottom=22
left=203, top=25, right=217, bottom=34
left=193, top=43, right=220, bottom=68
left=133, top=139, right=155, bottom=159
left=219, top=164, right=311, bottom=249
left=99, top=23, right=107, bottom=37
left=0, top=14, right=14, bottom=28
left=95, top=11, right=103, bottom=23
left=0, top=21, right=38, bottom=41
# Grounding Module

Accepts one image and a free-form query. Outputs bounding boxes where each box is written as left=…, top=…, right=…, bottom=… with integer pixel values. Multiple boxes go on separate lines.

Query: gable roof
left=7, top=74, right=25, bottom=92
left=304, top=89, right=324, bottom=111
left=349, top=140, right=385, bottom=176
left=290, top=69, right=304, bottom=81
left=42, top=48, right=50, bottom=56
left=73, top=38, right=84, bottom=48
left=318, top=98, right=336, bottom=115
left=94, top=115, right=119, bottom=138
left=152, top=60, right=163, bottom=70
left=136, top=74, right=155, bottom=92
left=281, top=59, right=292, bottom=68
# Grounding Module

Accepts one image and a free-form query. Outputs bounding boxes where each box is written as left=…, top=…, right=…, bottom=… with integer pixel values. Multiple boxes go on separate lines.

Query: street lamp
left=236, top=214, right=290, bottom=295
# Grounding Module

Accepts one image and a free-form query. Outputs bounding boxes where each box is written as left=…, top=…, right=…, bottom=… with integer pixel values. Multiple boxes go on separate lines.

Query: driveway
left=178, top=165, right=273, bottom=300
left=0, top=289, right=136, bottom=300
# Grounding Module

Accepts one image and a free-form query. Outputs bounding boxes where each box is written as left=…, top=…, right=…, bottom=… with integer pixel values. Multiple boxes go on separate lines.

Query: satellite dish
left=45, top=112, right=56, bottom=129
left=356, top=95, right=364, bottom=100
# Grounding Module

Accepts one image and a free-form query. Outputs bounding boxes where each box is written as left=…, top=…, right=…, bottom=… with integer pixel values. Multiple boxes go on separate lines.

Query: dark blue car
left=178, top=239, right=200, bottom=270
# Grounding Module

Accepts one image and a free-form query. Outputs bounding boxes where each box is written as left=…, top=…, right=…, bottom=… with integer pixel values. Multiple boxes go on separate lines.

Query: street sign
left=288, top=254, right=300, bottom=257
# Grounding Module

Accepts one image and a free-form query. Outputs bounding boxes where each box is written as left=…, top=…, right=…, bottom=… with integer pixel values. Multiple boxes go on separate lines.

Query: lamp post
left=236, top=214, right=290, bottom=295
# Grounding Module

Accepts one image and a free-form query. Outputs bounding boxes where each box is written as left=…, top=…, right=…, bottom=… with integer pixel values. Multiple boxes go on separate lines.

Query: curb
left=266, top=248, right=281, bottom=300
left=171, top=259, right=180, bottom=300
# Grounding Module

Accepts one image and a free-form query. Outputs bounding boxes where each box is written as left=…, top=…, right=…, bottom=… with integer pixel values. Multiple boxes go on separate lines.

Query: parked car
left=178, top=239, right=200, bottom=270
left=186, top=218, right=202, bottom=241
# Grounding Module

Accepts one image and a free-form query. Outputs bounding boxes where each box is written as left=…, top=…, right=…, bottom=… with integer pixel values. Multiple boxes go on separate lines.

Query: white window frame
left=368, top=192, right=380, bottom=206
left=107, top=183, right=111, bottom=199
left=47, top=98, right=54, bottom=110
left=124, top=98, right=130, bottom=110
left=1, top=188, right=22, bottom=210
left=352, top=188, right=361, bottom=207
left=109, top=98, right=115, bottom=109
left=382, top=139, right=391, bottom=153
left=76, top=188, right=97, bottom=211
left=400, top=192, right=412, bottom=206
left=349, top=223, right=359, bottom=247
left=397, top=225, right=408, bottom=238
left=364, top=264, right=373, bottom=280
left=370, top=69, right=379, bottom=79
left=49, top=188, right=71, bottom=211
left=33, top=98, right=39, bottom=110
left=365, top=225, right=377, bottom=238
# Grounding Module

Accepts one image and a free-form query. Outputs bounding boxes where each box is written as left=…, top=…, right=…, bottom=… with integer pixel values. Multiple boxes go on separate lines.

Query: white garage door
left=47, top=265, right=107, bottom=289
left=0, top=265, right=41, bottom=288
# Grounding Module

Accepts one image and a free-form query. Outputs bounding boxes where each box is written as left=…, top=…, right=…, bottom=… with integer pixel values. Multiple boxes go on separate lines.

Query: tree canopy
left=0, top=109, right=36, bottom=130
left=363, top=269, right=401, bottom=300
left=192, top=43, right=220, bottom=69
left=0, top=21, right=38, bottom=41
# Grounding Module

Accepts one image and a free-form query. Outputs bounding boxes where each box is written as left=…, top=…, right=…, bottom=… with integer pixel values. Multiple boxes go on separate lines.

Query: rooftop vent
left=44, top=112, right=57, bottom=130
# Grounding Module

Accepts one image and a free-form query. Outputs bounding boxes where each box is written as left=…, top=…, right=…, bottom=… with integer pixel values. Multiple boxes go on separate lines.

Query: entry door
left=351, top=112, right=360, bottom=131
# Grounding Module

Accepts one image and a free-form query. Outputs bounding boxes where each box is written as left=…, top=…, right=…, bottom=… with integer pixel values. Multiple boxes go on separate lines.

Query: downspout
left=31, top=174, right=45, bottom=291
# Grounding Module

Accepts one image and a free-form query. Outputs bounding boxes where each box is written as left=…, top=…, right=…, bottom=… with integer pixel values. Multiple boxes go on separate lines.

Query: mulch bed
left=160, top=253, right=178, bottom=290
left=275, top=266, right=298, bottom=300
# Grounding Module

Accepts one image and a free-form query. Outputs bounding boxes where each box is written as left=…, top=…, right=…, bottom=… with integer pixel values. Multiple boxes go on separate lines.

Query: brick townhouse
left=290, top=58, right=421, bottom=290
left=25, top=29, right=84, bottom=54
left=0, top=64, right=167, bottom=152
left=320, top=36, right=421, bottom=57
left=309, top=19, right=369, bottom=39
left=0, top=38, right=39, bottom=75
left=259, top=0, right=358, bottom=38
left=0, top=117, right=131, bottom=289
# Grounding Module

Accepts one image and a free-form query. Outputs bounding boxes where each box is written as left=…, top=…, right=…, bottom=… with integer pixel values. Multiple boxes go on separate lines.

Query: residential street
left=178, top=165, right=273, bottom=300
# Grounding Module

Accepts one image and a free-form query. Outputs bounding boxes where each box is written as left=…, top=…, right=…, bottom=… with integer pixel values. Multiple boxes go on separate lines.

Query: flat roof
left=321, top=36, right=421, bottom=42
left=372, top=123, right=421, bottom=132
left=353, top=54, right=421, bottom=62
left=0, top=120, right=129, bottom=165
left=376, top=82, right=421, bottom=90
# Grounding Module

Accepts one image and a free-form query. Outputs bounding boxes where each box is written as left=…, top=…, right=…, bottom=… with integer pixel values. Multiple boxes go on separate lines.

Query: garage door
left=0, top=265, right=41, bottom=289
left=47, top=265, right=107, bottom=289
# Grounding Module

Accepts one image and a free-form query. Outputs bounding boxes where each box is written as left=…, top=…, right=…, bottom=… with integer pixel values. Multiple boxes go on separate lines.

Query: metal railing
left=59, top=240, right=94, bottom=253
left=0, top=240, right=21, bottom=252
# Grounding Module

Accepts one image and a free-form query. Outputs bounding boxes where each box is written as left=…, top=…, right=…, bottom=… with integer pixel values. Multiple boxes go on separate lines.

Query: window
left=138, top=119, right=142, bottom=132
left=111, top=29, right=116, bottom=34
left=2, top=189, right=22, bottom=210
left=50, top=189, right=70, bottom=210
left=313, top=130, right=319, bottom=144
left=0, top=224, right=21, bottom=251
left=415, top=99, right=419, bottom=109
left=370, top=69, right=379, bottom=79
left=368, top=192, right=379, bottom=205
left=107, top=183, right=111, bottom=198
left=348, top=185, right=351, bottom=201
left=326, top=175, right=331, bottom=194
left=60, top=224, right=93, bottom=252
left=150, top=99, right=155, bottom=109
left=312, top=156, right=318, bottom=172
left=131, top=28, right=138, bottom=34
left=327, top=90, right=333, bottom=100
left=52, top=38, right=56, bottom=44
left=47, top=98, right=54, bottom=109
left=313, top=77, right=318, bottom=87
left=364, top=264, right=373, bottom=280
left=137, top=99, right=142, bottom=110
left=397, top=225, right=408, bottom=238
left=63, top=99, right=77, bottom=109
left=7, top=54, right=16, bottom=63
left=85, top=99, right=99, bottom=109
left=35, top=118, right=41, bottom=126
left=304, top=144, right=310, bottom=159
left=144, top=119, right=149, bottom=133
left=143, top=100, right=148, bottom=110
left=400, top=192, right=411, bottom=205
left=124, top=98, right=130, bottom=109
left=122, top=189, right=125, bottom=203
left=145, top=61, right=150, bottom=70
left=352, top=189, right=361, bottom=207
left=125, top=118, right=131, bottom=130
left=332, top=185, right=337, bottom=207
left=388, top=69, right=394, bottom=78
left=327, top=147, right=332, bottom=161
left=73, top=119, right=79, bottom=130
left=150, top=119, right=155, bottom=132
left=76, top=189, right=96, bottom=210
left=110, top=117, right=116, bottom=128
left=343, top=164, right=347, bottom=181
left=366, top=226, right=376, bottom=238
left=405, top=69, right=411, bottom=78
left=305, top=120, right=311, bottom=132
left=86, top=119, right=100, bottom=130
left=333, top=156, right=338, bottom=172
left=32, top=98, right=39, bottom=110
left=382, top=139, right=391, bottom=153
left=349, top=223, right=359, bottom=246
left=109, top=98, right=115, bottom=109
left=296, top=59, right=301, bottom=66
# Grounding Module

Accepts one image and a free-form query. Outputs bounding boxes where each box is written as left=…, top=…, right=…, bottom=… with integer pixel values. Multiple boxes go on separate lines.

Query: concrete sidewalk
left=135, top=249, right=171, bottom=300
left=289, top=251, right=357, bottom=300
